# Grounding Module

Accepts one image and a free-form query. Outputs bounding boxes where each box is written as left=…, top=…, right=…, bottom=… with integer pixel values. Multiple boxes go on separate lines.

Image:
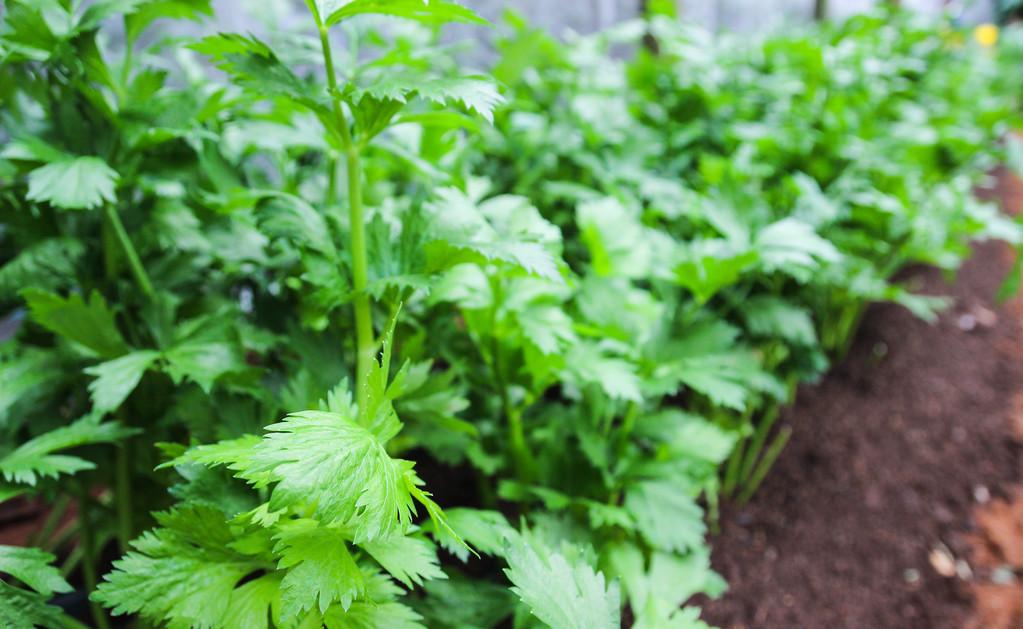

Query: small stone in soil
left=930, top=545, right=958, bottom=577
left=975, top=485, right=992, bottom=504
left=956, top=559, right=973, bottom=580
left=992, top=566, right=1017, bottom=585
left=958, top=314, right=978, bottom=331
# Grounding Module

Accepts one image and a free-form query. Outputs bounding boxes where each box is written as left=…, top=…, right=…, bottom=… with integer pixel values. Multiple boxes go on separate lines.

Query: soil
left=700, top=168, right=1023, bottom=629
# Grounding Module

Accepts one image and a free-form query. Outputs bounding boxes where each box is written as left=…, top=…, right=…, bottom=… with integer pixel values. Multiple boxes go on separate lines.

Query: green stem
left=618, top=402, right=639, bottom=443
left=722, top=437, right=745, bottom=497
left=77, top=490, right=111, bottom=629
left=739, top=404, right=781, bottom=485
left=315, top=20, right=375, bottom=414
left=103, top=204, right=155, bottom=300
left=737, top=426, right=793, bottom=506
left=327, top=154, right=339, bottom=206
left=722, top=406, right=754, bottom=496
left=346, top=148, right=375, bottom=413
left=493, top=337, right=534, bottom=483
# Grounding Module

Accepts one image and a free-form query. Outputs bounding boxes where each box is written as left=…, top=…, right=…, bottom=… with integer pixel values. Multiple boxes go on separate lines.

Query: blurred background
left=206, top=0, right=1008, bottom=37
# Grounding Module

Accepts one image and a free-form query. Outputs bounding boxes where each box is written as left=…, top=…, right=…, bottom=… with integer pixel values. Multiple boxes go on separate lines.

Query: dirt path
left=701, top=169, right=1023, bottom=629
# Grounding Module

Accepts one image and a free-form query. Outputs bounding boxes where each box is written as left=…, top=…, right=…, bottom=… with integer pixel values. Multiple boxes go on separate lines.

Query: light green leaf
left=26, top=157, right=119, bottom=210
left=755, top=218, right=841, bottom=274
left=674, top=240, right=757, bottom=304
left=360, top=534, right=445, bottom=588
left=163, top=341, right=245, bottom=393
left=325, top=0, right=486, bottom=27
left=257, top=194, right=337, bottom=257
left=241, top=409, right=417, bottom=542
left=565, top=343, right=642, bottom=402
left=657, top=319, right=781, bottom=410
left=354, top=75, right=503, bottom=124
left=223, top=573, right=282, bottom=629
left=0, top=416, right=135, bottom=485
left=740, top=296, right=818, bottom=346
left=604, top=542, right=722, bottom=629
left=0, top=546, right=72, bottom=597
left=634, top=410, right=737, bottom=465
left=424, top=188, right=560, bottom=280
left=503, top=531, right=621, bottom=629
left=274, top=520, right=365, bottom=618
left=430, top=508, right=513, bottom=562
left=94, top=506, right=264, bottom=628
left=578, top=197, right=659, bottom=279
left=625, top=480, right=704, bottom=554
left=0, top=136, right=67, bottom=163
left=85, top=350, right=161, bottom=414
left=190, top=33, right=326, bottom=114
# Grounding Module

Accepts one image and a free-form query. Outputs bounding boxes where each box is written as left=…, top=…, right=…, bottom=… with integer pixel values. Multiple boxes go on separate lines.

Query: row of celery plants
left=0, top=1, right=1022, bottom=628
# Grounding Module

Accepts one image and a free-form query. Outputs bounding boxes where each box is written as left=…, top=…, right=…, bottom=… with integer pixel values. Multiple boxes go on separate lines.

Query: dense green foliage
left=1, top=1, right=1021, bottom=627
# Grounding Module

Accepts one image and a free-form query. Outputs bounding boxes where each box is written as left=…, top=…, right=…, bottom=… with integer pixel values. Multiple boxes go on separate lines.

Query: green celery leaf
left=0, top=546, right=72, bottom=597
left=577, top=197, right=666, bottom=280
left=0, top=0, right=64, bottom=62
left=236, top=408, right=417, bottom=542
left=163, top=341, right=246, bottom=393
left=322, top=599, right=425, bottom=629
left=0, top=581, right=70, bottom=629
left=673, top=240, right=757, bottom=304
left=0, top=136, right=68, bottom=163
left=257, top=194, right=337, bottom=257
left=360, top=534, right=445, bottom=588
left=94, top=506, right=268, bottom=628
left=414, top=572, right=517, bottom=629
left=0, top=350, right=63, bottom=426
left=85, top=350, right=161, bottom=414
left=424, top=188, right=561, bottom=280
left=0, top=415, right=135, bottom=485
left=656, top=319, right=780, bottom=410
left=21, top=289, right=129, bottom=358
left=0, top=238, right=85, bottom=299
left=273, top=519, right=365, bottom=618
left=430, top=508, right=513, bottom=562
left=565, top=343, right=642, bottom=402
left=325, top=0, right=486, bottom=27
left=755, top=218, right=841, bottom=275
left=124, top=0, right=214, bottom=41
left=740, top=296, right=818, bottom=346
left=26, top=157, right=119, bottom=210
left=221, top=573, right=282, bottom=629
left=634, top=411, right=737, bottom=465
left=503, top=530, right=621, bottom=629
left=352, top=75, right=503, bottom=124
left=624, top=480, right=704, bottom=554
left=604, top=542, right=722, bottom=629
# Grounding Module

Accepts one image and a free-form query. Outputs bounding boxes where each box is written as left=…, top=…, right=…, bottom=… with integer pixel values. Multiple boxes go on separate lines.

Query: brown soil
left=701, top=168, right=1023, bottom=629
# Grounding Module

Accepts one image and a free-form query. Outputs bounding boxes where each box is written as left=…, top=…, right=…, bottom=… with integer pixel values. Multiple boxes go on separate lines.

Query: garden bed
left=701, top=170, right=1023, bottom=628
